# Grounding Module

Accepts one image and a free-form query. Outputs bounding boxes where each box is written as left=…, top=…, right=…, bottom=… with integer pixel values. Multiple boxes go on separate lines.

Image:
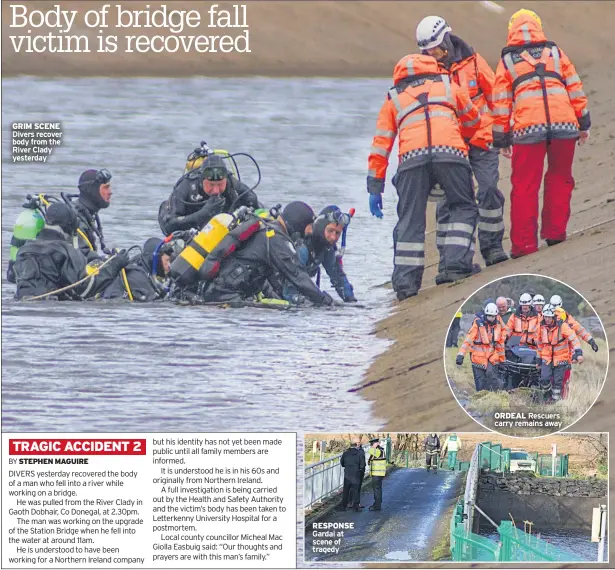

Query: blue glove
left=369, top=193, right=384, bottom=218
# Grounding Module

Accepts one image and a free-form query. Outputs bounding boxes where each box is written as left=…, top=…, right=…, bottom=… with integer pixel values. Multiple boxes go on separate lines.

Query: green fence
left=450, top=503, right=582, bottom=562
left=480, top=442, right=568, bottom=476
left=537, top=454, right=569, bottom=477
left=498, top=521, right=581, bottom=562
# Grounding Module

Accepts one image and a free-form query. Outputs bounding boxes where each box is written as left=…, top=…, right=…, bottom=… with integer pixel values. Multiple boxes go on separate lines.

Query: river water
left=1, top=77, right=400, bottom=433
left=480, top=526, right=608, bottom=562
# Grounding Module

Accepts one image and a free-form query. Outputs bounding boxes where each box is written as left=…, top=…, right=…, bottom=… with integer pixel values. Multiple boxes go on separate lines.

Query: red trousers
left=510, top=139, right=576, bottom=257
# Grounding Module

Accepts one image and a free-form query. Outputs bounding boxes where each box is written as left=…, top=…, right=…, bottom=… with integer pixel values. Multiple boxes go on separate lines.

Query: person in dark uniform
left=73, top=168, right=114, bottom=255
left=423, top=433, right=441, bottom=472
left=446, top=311, right=463, bottom=347
left=368, top=438, right=387, bottom=511
left=283, top=205, right=357, bottom=303
left=337, top=437, right=365, bottom=512
left=13, top=203, right=129, bottom=300
left=102, top=236, right=180, bottom=301
left=158, top=154, right=261, bottom=235
left=196, top=201, right=335, bottom=306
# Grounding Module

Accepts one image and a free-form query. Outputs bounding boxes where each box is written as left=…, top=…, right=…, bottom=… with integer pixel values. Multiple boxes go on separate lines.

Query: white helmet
left=416, top=16, right=452, bottom=50
left=484, top=303, right=498, bottom=316
left=532, top=294, right=545, bottom=306
left=550, top=294, right=563, bottom=308
left=542, top=303, right=556, bottom=317
left=519, top=293, right=533, bottom=306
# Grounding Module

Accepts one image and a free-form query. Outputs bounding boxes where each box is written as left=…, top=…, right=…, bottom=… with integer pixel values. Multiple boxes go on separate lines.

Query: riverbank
left=356, top=1, right=615, bottom=437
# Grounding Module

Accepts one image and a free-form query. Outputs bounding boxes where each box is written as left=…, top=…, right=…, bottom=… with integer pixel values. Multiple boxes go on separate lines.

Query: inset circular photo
left=444, top=275, right=609, bottom=437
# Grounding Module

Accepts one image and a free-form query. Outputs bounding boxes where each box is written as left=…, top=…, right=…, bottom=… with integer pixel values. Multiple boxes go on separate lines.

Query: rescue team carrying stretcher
left=7, top=144, right=356, bottom=306
left=455, top=293, right=600, bottom=402
left=368, top=9, right=591, bottom=300
left=8, top=9, right=591, bottom=306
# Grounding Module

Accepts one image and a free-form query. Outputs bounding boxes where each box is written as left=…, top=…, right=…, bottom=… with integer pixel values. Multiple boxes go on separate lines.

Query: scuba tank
left=7, top=197, right=47, bottom=283
left=9, top=208, right=45, bottom=264
left=184, top=141, right=240, bottom=178
left=169, top=212, right=235, bottom=286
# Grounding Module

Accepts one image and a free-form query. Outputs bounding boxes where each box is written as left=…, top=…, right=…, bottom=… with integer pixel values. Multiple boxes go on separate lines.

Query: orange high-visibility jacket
left=562, top=313, right=593, bottom=344
left=458, top=320, right=505, bottom=367
left=491, top=14, right=590, bottom=147
left=538, top=321, right=582, bottom=366
left=367, top=54, right=480, bottom=194
left=505, top=310, right=539, bottom=347
left=447, top=52, right=496, bottom=150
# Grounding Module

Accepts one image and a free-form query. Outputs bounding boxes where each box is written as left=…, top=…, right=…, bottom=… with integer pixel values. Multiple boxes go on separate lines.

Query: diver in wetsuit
left=158, top=154, right=261, bottom=235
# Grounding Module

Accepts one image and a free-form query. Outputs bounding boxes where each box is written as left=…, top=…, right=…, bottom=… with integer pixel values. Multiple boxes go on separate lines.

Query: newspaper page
left=1, top=1, right=611, bottom=568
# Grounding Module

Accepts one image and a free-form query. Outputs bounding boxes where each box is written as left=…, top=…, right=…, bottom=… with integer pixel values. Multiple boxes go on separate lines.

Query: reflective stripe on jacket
left=505, top=311, right=539, bottom=347
left=491, top=14, right=590, bottom=147
left=448, top=52, right=496, bottom=150
left=368, top=447, right=387, bottom=477
left=564, top=313, right=592, bottom=343
left=367, top=54, right=480, bottom=194
left=459, top=320, right=505, bottom=367
left=538, top=321, right=581, bottom=365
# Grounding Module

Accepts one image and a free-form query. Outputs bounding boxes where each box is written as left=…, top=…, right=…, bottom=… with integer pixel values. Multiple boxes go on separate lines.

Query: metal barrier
left=304, top=439, right=391, bottom=509
left=498, top=521, right=581, bottom=562
left=463, top=443, right=480, bottom=534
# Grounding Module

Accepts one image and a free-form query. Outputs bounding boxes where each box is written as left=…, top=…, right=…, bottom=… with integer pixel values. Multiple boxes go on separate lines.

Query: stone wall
left=476, top=474, right=607, bottom=530
left=479, top=473, right=607, bottom=497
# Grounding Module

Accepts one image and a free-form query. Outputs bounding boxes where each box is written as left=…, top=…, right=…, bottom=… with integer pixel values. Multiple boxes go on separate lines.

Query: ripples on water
left=480, top=526, right=608, bottom=562
left=1, top=77, right=403, bottom=433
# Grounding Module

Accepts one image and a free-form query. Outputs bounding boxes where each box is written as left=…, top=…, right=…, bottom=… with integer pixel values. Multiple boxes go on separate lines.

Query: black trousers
left=446, top=317, right=461, bottom=347
left=392, top=161, right=478, bottom=295
left=372, top=476, right=383, bottom=508
left=426, top=451, right=439, bottom=469
left=340, top=478, right=360, bottom=508
left=436, top=146, right=505, bottom=265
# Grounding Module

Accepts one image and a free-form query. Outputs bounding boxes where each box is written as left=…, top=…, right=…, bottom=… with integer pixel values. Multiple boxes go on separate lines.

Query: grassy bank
left=445, top=339, right=608, bottom=436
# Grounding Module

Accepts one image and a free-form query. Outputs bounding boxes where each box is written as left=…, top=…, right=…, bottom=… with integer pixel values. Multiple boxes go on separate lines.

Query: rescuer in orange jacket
left=367, top=53, right=481, bottom=300
left=456, top=303, right=505, bottom=391
left=551, top=294, right=599, bottom=399
left=549, top=294, right=599, bottom=352
left=491, top=9, right=591, bottom=259
left=538, top=303, right=583, bottom=401
left=416, top=16, right=508, bottom=271
left=505, top=293, right=540, bottom=347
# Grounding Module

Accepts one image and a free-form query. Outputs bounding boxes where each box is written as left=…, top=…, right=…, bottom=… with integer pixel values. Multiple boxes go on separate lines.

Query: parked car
left=509, top=450, right=536, bottom=473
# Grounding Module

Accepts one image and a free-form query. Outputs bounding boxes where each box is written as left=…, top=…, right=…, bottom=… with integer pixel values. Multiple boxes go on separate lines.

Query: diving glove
left=369, top=193, right=384, bottom=219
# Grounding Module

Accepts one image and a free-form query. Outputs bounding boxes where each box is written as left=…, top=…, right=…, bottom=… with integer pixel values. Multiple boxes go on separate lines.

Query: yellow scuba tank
left=170, top=213, right=235, bottom=286
left=184, top=145, right=239, bottom=178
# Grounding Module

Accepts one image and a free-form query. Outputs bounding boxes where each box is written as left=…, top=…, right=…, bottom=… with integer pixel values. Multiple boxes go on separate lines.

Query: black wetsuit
left=199, top=220, right=333, bottom=305
left=13, top=227, right=128, bottom=300
left=158, top=171, right=260, bottom=235
left=103, top=238, right=166, bottom=302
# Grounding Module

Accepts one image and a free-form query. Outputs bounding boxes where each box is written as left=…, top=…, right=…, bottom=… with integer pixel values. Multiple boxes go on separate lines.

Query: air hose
left=22, top=253, right=120, bottom=302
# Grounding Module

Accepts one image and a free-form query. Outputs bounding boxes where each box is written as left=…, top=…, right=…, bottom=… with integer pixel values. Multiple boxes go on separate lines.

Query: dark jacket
left=72, top=198, right=107, bottom=256
left=424, top=435, right=441, bottom=452
left=439, top=34, right=475, bottom=70
left=158, top=171, right=260, bottom=235
left=288, top=236, right=355, bottom=302
left=201, top=221, right=333, bottom=306
left=340, top=447, right=366, bottom=485
left=13, top=227, right=127, bottom=300
left=102, top=241, right=165, bottom=302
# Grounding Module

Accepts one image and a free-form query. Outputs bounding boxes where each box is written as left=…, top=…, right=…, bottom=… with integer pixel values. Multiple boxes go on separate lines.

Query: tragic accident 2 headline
left=7, top=4, right=251, bottom=54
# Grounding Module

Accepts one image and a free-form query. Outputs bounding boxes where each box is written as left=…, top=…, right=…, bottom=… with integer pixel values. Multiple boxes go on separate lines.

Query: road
left=305, top=467, right=463, bottom=563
